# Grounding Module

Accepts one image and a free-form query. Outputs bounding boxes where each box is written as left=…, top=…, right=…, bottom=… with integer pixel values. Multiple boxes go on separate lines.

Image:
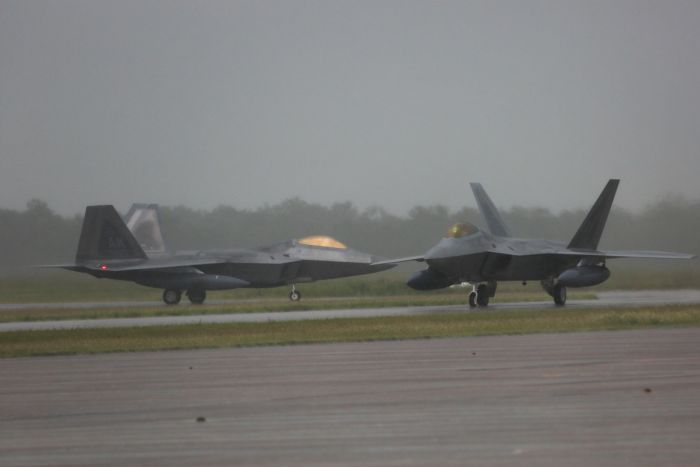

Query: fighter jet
left=55, top=205, right=394, bottom=305
left=375, top=180, right=695, bottom=307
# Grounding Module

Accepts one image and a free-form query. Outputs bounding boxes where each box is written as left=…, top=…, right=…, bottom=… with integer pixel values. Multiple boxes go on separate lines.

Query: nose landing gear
left=468, top=282, right=496, bottom=308
left=468, top=289, right=478, bottom=308
left=289, top=285, right=302, bottom=301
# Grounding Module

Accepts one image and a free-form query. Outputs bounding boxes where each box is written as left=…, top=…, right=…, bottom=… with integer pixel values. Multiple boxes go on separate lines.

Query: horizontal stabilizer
left=79, top=256, right=229, bottom=272
left=470, top=183, right=511, bottom=237
left=35, top=264, right=87, bottom=271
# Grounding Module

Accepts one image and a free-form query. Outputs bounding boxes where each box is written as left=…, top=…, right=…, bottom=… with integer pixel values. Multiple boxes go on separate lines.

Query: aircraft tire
left=553, top=284, right=567, bottom=306
left=468, top=291, right=477, bottom=308
left=476, top=284, right=489, bottom=307
left=163, top=289, right=182, bottom=306
left=187, top=289, right=206, bottom=305
left=289, top=290, right=302, bottom=301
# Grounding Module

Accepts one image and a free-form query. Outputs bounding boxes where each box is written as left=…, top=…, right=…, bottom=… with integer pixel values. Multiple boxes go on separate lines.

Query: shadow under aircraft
left=374, top=179, right=695, bottom=307
left=53, top=204, right=394, bottom=305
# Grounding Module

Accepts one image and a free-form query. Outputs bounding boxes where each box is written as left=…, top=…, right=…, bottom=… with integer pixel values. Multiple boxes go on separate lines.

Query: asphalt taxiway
left=1, top=328, right=699, bottom=466
left=1, top=289, right=700, bottom=332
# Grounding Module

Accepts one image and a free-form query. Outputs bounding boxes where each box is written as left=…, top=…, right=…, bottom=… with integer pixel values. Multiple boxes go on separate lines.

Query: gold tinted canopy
left=298, top=236, right=348, bottom=249
left=446, top=223, right=479, bottom=238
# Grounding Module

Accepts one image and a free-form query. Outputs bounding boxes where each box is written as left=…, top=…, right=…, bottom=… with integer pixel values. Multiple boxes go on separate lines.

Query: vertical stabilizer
left=76, top=205, right=147, bottom=262
left=124, top=203, right=168, bottom=254
left=470, top=183, right=511, bottom=237
left=567, top=179, right=620, bottom=250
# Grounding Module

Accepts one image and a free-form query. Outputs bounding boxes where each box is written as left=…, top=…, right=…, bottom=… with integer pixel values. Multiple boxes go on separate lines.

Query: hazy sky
left=1, top=0, right=699, bottom=216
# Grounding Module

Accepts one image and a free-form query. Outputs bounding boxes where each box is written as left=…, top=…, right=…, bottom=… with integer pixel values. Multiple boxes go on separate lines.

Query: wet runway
left=1, top=328, right=699, bottom=466
left=1, top=289, right=700, bottom=332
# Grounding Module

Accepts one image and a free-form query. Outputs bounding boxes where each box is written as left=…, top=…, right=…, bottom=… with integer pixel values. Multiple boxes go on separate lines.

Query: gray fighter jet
left=375, top=180, right=695, bottom=307
left=55, top=205, right=394, bottom=305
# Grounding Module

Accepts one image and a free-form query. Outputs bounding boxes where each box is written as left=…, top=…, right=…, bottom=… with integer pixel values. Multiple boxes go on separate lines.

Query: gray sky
left=1, top=0, right=699, bottom=216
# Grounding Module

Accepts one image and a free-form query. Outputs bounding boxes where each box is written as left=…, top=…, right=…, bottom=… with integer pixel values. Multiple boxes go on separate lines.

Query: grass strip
left=2, top=304, right=699, bottom=358
left=0, top=292, right=596, bottom=323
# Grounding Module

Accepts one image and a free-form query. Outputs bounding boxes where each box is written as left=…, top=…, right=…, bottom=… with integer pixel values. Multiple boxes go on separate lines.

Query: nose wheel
left=468, top=283, right=491, bottom=308
left=468, top=291, right=477, bottom=308
left=289, top=286, right=302, bottom=301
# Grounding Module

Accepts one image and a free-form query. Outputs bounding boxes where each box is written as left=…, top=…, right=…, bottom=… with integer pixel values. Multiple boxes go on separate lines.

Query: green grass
left=2, top=304, right=699, bottom=358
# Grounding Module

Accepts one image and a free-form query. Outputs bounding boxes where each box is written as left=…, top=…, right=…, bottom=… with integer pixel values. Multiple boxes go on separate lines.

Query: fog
left=2, top=197, right=700, bottom=268
left=1, top=0, right=699, bottom=216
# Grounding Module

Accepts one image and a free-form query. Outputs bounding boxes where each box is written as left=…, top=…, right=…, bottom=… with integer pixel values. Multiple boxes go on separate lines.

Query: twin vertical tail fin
left=567, top=179, right=619, bottom=251
left=470, top=183, right=511, bottom=237
left=76, top=205, right=147, bottom=262
left=124, top=203, right=168, bottom=255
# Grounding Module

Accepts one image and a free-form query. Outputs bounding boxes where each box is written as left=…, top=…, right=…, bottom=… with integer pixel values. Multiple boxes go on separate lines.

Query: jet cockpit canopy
left=297, top=236, right=348, bottom=249
left=445, top=223, right=479, bottom=239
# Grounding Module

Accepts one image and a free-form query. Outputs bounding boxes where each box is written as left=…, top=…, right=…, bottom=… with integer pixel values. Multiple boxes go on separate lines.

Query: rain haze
left=1, top=0, right=699, bottom=216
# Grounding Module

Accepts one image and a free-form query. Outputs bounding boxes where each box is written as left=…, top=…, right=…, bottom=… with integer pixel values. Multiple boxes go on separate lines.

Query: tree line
left=0, top=196, right=698, bottom=269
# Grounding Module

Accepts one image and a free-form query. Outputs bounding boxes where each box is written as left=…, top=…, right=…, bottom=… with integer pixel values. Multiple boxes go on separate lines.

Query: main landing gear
left=541, top=279, right=567, bottom=306
left=187, top=289, right=206, bottom=305
left=468, top=282, right=496, bottom=308
left=163, top=289, right=181, bottom=305
left=289, top=285, right=302, bottom=302
left=552, top=284, right=567, bottom=306
left=162, top=289, right=207, bottom=305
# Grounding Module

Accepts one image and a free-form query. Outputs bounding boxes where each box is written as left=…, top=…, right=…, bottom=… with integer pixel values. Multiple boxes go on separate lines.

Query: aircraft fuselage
left=424, top=232, right=580, bottom=283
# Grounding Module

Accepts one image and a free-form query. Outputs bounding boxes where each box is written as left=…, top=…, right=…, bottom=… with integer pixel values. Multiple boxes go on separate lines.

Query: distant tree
left=0, top=196, right=698, bottom=272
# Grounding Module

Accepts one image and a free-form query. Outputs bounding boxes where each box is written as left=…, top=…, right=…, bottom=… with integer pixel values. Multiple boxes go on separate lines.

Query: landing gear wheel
left=476, top=284, right=489, bottom=307
left=163, top=289, right=182, bottom=305
left=289, top=289, right=302, bottom=301
left=187, top=289, right=206, bottom=305
left=553, top=284, right=567, bottom=306
left=468, top=291, right=477, bottom=308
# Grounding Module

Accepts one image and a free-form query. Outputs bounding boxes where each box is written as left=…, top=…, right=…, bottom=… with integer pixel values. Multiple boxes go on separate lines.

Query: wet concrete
left=1, top=328, right=699, bottom=465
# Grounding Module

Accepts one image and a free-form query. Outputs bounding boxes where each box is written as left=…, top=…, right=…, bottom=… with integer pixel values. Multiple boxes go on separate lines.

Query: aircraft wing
left=483, top=243, right=695, bottom=260
left=596, top=250, right=695, bottom=260
left=548, top=249, right=695, bottom=260
left=371, top=255, right=425, bottom=266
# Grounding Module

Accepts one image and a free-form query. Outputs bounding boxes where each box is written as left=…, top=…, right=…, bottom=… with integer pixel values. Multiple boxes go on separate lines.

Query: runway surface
left=1, top=289, right=700, bottom=332
left=1, top=328, right=699, bottom=466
